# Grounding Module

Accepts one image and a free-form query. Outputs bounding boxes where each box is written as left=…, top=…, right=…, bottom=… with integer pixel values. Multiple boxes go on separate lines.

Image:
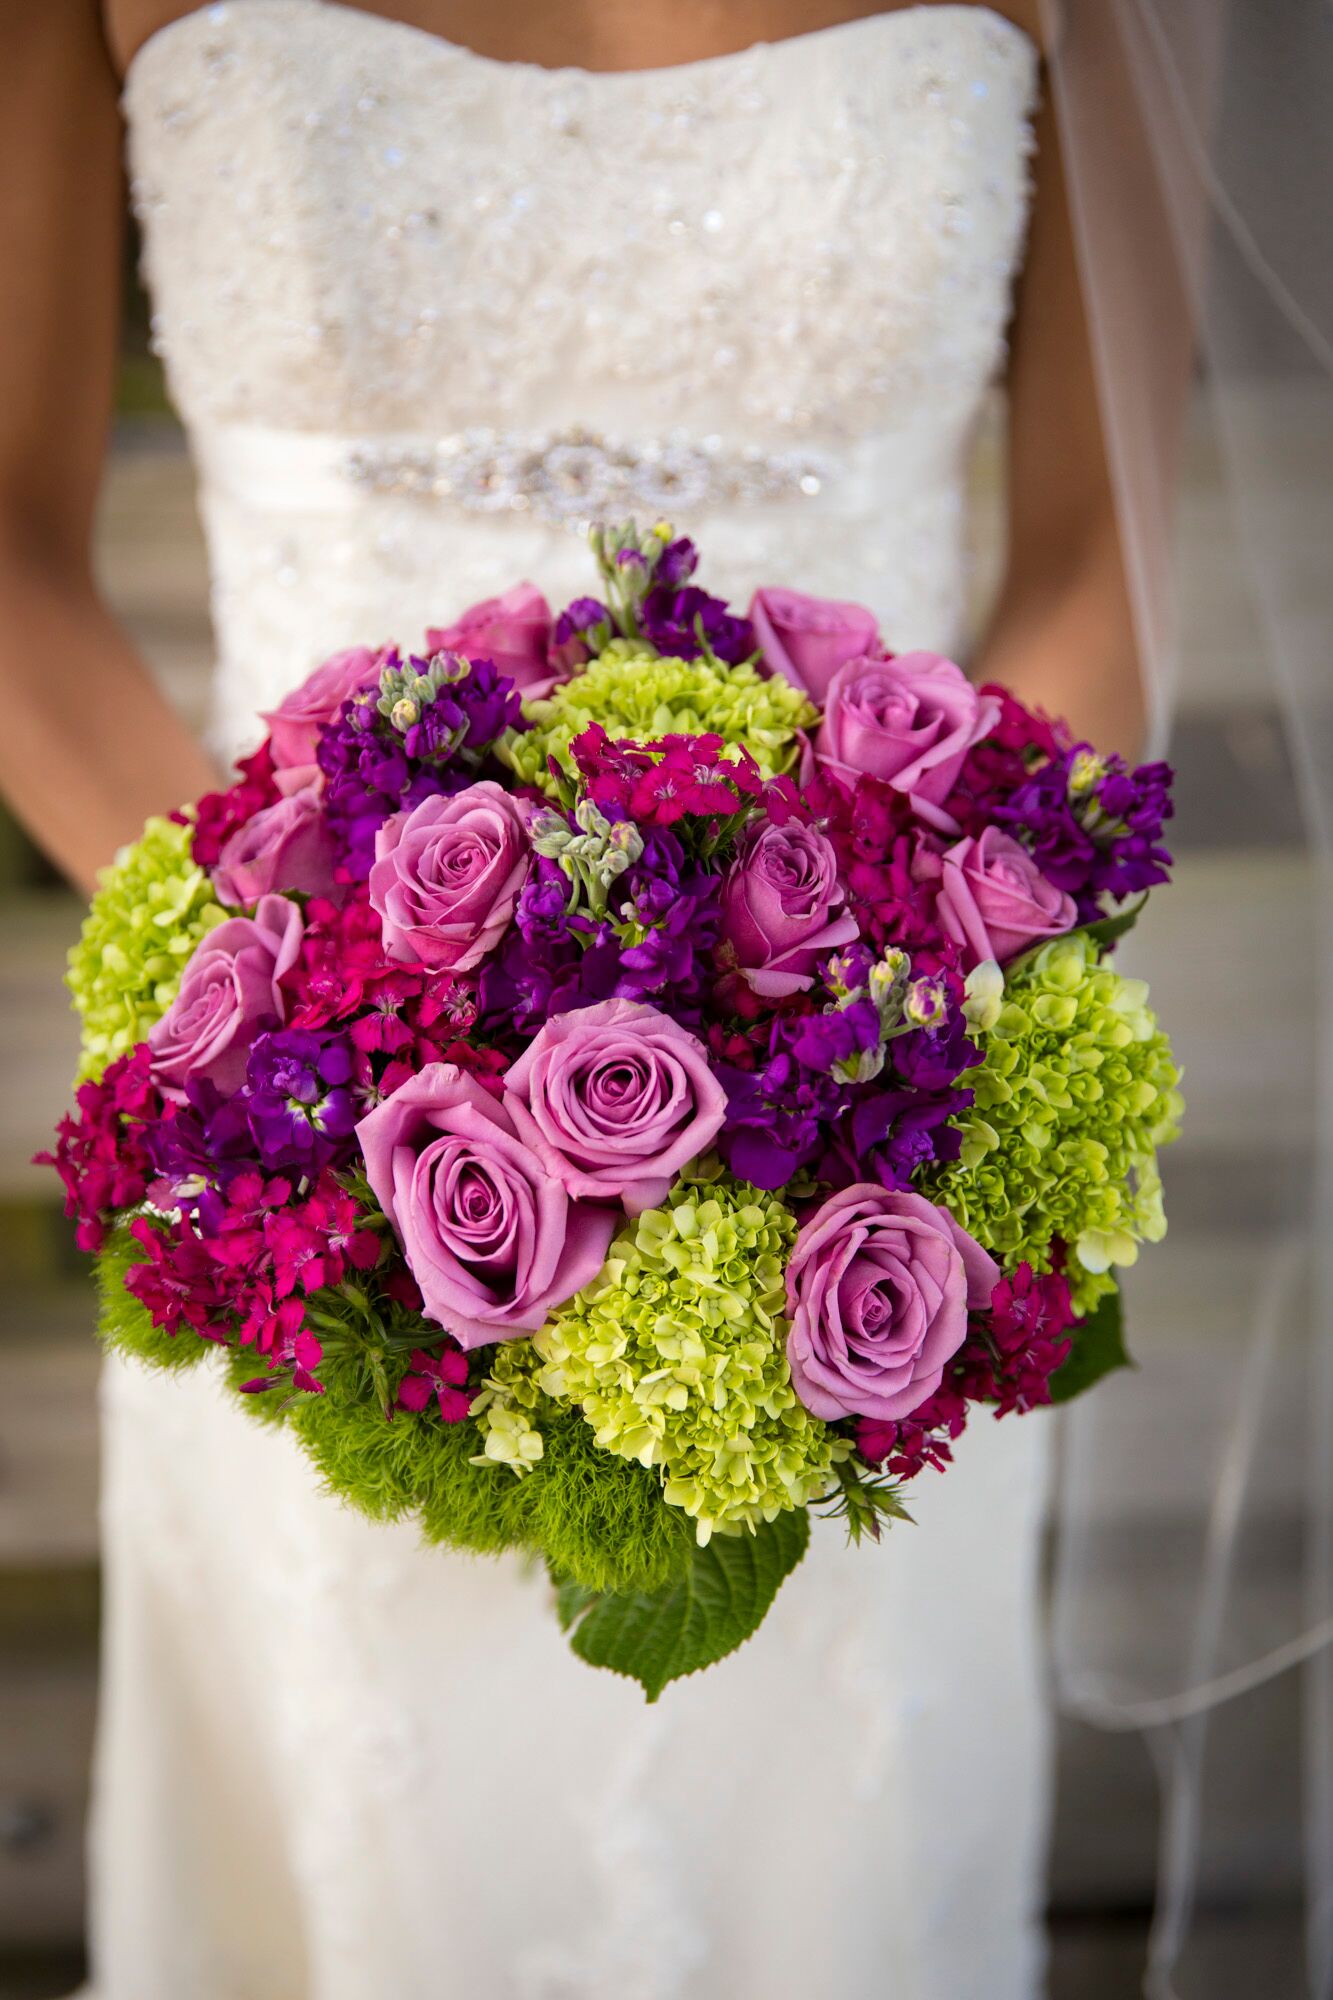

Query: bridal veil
left=1044, top=3, right=1333, bottom=1992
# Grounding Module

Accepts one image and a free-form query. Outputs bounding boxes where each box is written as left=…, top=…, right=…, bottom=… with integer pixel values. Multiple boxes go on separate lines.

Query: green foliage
left=282, top=1339, right=695, bottom=1595
left=1077, top=894, right=1149, bottom=950
left=93, top=1226, right=697, bottom=1596
left=91, top=1269, right=690, bottom=1596
left=500, top=641, right=815, bottom=796
left=924, top=934, right=1183, bottom=1313
left=95, top=1227, right=209, bottom=1371
left=522, top=1407, right=697, bottom=1595
left=1050, top=1284, right=1133, bottom=1403
left=475, top=1165, right=848, bottom=1542
left=555, top=1506, right=811, bottom=1700
left=68, top=814, right=226, bottom=1081
left=817, top=1454, right=914, bottom=1543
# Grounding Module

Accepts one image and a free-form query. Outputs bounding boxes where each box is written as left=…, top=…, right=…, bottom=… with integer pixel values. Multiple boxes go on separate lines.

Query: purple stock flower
left=893, top=1003, right=977, bottom=1094
left=551, top=597, right=613, bottom=671
left=317, top=696, right=453, bottom=879
left=614, top=839, right=721, bottom=1010
left=655, top=537, right=699, bottom=589
left=823, top=1084, right=970, bottom=1192
left=243, top=1028, right=360, bottom=1173
left=998, top=747, right=1174, bottom=922
left=788, top=998, right=882, bottom=1074
left=477, top=820, right=721, bottom=1043
left=640, top=585, right=755, bottom=666
left=516, top=864, right=575, bottom=949
left=401, top=654, right=524, bottom=763
left=316, top=655, right=525, bottom=880
left=716, top=1043, right=843, bottom=1189
left=145, top=1078, right=257, bottom=1229
left=716, top=954, right=977, bottom=1192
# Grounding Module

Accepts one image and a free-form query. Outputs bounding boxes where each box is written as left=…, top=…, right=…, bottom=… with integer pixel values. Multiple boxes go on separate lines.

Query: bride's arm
left=973, top=66, right=1147, bottom=758
left=0, top=0, right=218, bottom=896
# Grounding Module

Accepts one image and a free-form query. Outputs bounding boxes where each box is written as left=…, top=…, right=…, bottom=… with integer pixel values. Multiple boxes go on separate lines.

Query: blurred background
left=0, top=227, right=1322, bottom=1998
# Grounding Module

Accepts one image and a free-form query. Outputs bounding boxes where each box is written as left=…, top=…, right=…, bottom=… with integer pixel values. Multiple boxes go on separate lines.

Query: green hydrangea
left=474, top=1165, right=847, bottom=1544
left=925, top=933, right=1183, bottom=1312
left=500, top=640, right=816, bottom=795
left=68, top=815, right=226, bottom=1080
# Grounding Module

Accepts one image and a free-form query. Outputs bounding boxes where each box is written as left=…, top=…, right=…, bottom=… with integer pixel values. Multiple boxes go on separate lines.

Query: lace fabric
left=125, top=0, right=1037, bottom=752
left=94, top=8, right=1056, bottom=1995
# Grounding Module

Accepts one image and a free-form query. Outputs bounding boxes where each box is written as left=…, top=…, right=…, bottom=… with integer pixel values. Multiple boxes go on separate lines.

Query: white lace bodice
left=124, top=0, right=1037, bottom=750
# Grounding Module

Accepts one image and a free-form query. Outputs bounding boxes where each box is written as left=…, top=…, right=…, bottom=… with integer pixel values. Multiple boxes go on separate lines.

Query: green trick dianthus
left=94, top=1241, right=694, bottom=1598
left=925, top=933, right=1183, bottom=1312
left=68, top=815, right=226, bottom=1081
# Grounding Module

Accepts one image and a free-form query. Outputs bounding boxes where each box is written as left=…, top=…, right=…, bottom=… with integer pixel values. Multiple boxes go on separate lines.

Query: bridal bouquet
left=44, top=522, right=1180, bottom=1695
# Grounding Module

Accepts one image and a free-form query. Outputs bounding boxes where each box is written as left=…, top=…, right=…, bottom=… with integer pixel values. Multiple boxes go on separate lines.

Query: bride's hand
left=0, top=1, right=220, bottom=897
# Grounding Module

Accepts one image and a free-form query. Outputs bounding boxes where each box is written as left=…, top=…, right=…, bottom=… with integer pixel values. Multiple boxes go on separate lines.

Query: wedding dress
left=94, top=6, right=1052, bottom=1995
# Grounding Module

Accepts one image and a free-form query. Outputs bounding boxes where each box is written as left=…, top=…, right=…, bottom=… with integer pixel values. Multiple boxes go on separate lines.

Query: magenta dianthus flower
left=37, top=1046, right=163, bottom=1253
left=188, top=741, right=281, bottom=869
left=397, top=1344, right=472, bottom=1423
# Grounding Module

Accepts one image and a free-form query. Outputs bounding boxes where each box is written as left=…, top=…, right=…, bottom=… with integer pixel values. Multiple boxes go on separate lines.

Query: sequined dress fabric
left=97, top=7, right=1052, bottom=1996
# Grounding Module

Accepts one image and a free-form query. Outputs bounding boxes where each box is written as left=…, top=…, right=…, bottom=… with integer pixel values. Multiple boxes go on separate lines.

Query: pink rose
left=748, top=587, right=881, bottom=705
left=369, top=782, right=531, bottom=973
left=932, top=827, right=1078, bottom=969
left=504, top=999, right=728, bottom=1215
left=816, top=652, right=1001, bottom=814
left=147, top=895, right=304, bottom=1102
left=261, top=647, right=381, bottom=770
left=425, top=582, right=555, bottom=695
left=719, top=820, right=859, bottom=999
left=785, top=1185, right=999, bottom=1421
left=355, top=1063, right=615, bottom=1348
left=212, top=785, right=338, bottom=908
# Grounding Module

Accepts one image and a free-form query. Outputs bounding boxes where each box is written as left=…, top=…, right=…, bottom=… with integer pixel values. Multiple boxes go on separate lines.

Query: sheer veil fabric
left=1044, top=3, right=1333, bottom=1992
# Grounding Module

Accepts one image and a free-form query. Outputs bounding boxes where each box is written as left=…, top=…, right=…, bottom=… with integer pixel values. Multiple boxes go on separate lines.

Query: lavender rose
left=748, top=586, right=881, bottom=705
left=212, top=784, right=338, bottom=908
left=933, top=826, right=1078, bottom=969
left=261, top=646, right=381, bottom=770
left=425, top=582, right=555, bottom=695
left=355, top=1063, right=615, bottom=1348
left=718, top=820, right=859, bottom=998
left=816, top=652, right=1001, bottom=816
left=785, top=1185, right=999, bottom=1421
left=369, top=782, right=531, bottom=973
left=147, top=894, right=304, bottom=1102
left=503, top=999, right=728, bottom=1214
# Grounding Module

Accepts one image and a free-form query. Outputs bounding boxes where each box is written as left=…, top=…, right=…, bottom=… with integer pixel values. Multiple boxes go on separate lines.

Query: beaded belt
left=196, top=423, right=832, bottom=529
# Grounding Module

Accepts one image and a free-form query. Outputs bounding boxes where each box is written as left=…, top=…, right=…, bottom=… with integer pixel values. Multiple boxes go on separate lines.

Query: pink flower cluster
left=124, top=1167, right=382, bottom=1393
left=572, top=726, right=765, bottom=827
left=39, top=1046, right=162, bottom=1253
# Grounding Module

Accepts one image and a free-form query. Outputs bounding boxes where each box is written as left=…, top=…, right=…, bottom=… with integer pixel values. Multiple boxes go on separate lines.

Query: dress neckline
left=123, top=0, right=1035, bottom=92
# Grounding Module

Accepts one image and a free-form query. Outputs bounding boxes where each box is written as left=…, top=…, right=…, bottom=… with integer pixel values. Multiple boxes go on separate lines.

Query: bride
left=2, top=2, right=1146, bottom=1995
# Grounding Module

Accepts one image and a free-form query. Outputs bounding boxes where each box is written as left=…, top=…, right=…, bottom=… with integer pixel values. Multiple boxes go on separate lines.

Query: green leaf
left=556, top=1507, right=811, bottom=1700
left=818, top=1456, right=914, bottom=1544
left=1050, top=1285, right=1132, bottom=1403
left=553, top=1574, right=601, bottom=1632
left=1079, top=894, right=1149, bottom=950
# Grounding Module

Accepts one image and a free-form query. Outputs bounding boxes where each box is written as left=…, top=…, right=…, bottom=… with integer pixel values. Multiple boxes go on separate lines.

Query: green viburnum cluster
left=501, top=639, right=816, bottom=795
left=473, top=1166, right=848, bottom=1544
left=67, top=815, right=226, bottom=1081
left=925, top=933, right=1183, bottom=1313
